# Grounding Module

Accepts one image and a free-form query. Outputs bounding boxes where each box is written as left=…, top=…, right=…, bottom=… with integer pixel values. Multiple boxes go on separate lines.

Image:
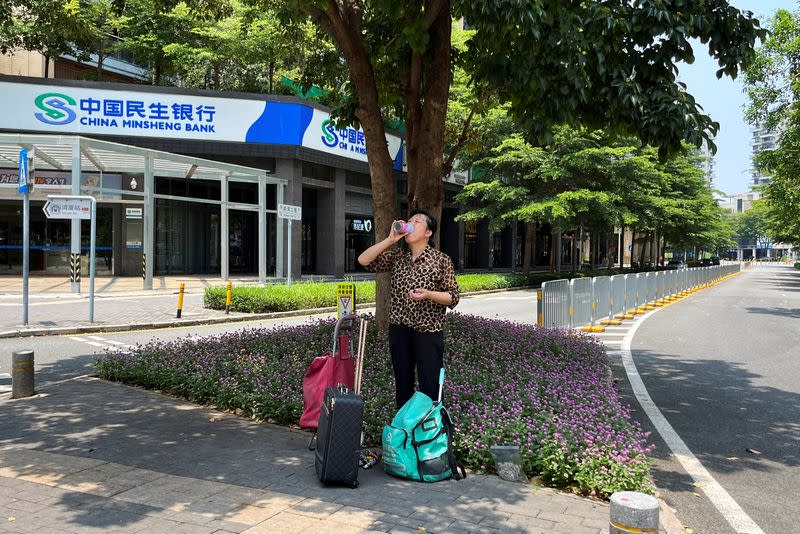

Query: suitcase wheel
left=351, top=480, right=359, bottom=489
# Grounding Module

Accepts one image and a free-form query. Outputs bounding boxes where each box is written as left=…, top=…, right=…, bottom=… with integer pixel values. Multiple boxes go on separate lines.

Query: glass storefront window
left=345, top=214, right=374, bottom=272
left=0, top=201, right=113, bottom=275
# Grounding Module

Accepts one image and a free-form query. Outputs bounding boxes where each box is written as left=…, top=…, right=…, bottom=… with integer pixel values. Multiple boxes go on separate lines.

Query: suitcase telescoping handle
left=354, top=314, right=372, bottom=395
left=437, top=367, right=445, bottom=403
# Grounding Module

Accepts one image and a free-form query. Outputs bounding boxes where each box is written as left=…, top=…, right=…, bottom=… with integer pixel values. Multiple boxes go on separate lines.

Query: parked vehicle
left=710, top=256, right=721, bottom=265
left=700, top=258, right=712, bottom=267
left=666, top=259, right=687, bottom=270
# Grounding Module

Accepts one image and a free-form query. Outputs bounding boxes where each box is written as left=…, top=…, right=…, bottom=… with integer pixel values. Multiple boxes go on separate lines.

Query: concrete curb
left=0, top=286, right=542, bottom=339
left=659, top=498, right=688, bottom=534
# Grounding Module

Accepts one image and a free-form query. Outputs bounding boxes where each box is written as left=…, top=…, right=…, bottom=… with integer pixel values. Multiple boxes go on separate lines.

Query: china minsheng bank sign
left=0, top=81, right=403, bottom=169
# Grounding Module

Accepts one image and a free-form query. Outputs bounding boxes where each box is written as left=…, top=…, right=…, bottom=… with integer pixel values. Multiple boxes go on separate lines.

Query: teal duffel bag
left=382, top=370, right=466, bottom=482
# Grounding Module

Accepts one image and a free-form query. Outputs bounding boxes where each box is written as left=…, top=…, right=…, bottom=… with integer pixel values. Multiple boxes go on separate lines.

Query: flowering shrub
left=95, top=313, right=653, bottom=497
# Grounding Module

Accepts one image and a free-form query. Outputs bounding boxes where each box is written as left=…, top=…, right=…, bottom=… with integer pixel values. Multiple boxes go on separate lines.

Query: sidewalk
left=0, top=377, right=678, bottom=534
left=0, top=292, right=286, bottom=338
left=0, top=275, right=311, bottom=295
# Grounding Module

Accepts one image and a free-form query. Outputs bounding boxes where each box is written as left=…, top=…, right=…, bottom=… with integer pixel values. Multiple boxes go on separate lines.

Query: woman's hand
left=408, top=288, right=429, bottom=301
left=388, top=220, right=408, bottom=243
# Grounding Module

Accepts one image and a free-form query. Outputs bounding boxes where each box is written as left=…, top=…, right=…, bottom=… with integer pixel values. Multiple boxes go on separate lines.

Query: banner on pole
left=18, top=148, right=29, bottom=194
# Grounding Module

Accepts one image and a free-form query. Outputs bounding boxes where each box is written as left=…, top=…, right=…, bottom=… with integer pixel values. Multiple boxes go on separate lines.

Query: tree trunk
left=97, top=50, right=105, bottom=82
left=305, top=2, right=402, bottom=331
left=523, top=221, right=534, bottom=275
left=404, top=5, right=451, bottom=248
left=269, top=60, right=275, bottom=93
left=639, top=232, right=648, bottom=267
left=607, top=230, right=614, bottom=270
left=550, top=228, right=557, bottom=273
left=43, top=53, right=50, bottom=78
left=652, top=229, right=658, bottom=266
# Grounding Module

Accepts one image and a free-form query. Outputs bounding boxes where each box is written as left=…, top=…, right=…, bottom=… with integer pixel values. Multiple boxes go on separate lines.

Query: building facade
left=750, top=121, right=779, bottom=187
left=0, top=76, right=528, bottom=279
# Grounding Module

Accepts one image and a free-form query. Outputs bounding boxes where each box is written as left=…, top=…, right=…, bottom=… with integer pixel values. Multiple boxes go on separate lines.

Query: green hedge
left=205, top=268, right=661, bottom=314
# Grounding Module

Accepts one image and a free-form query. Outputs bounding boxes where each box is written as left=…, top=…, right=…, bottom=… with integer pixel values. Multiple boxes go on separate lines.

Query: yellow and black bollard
left=225, top=281, right=233, bottom=314
left=536, top=289, right=543, bottom=326
left=176, top=283, right=185, bottom=318
left=69, top=253, right=81, bottom=284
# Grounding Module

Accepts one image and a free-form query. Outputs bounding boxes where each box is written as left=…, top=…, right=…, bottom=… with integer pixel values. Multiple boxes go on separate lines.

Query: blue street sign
left=18, top=148, right=28, bottom=194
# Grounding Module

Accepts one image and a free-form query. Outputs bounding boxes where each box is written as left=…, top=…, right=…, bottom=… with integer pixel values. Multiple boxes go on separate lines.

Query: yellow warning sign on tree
left=336, top=282, right=356, bottom=319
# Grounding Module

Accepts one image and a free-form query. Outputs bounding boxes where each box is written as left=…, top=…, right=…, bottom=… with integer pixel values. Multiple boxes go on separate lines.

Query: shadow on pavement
left=745, top=306, right=800, bottom=319
left=1, top=368, right=538, bottom=532
left=610, top=349, right=800, bottom=493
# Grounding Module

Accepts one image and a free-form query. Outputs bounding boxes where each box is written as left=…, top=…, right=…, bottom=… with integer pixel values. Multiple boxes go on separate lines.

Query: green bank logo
left=321, top=119, right=337, bottom=147
left=34, top=93, right=77, bottom=125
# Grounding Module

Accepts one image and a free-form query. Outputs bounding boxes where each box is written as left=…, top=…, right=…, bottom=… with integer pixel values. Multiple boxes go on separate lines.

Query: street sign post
left=44, top=195, right=98, bottom=322
left=336, top=282, right=356, bottom=319
left=18, top=148, right=33, bottom=325
left=277, top=203, right=302, bottom=286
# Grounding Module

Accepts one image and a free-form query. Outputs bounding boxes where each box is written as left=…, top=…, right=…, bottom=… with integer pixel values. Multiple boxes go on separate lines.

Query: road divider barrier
left=538, top=263, right=743, bottom=329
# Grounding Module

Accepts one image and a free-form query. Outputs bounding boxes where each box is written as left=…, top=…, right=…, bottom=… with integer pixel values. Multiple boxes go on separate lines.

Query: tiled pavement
left=0, top=376, right=671, bottom=534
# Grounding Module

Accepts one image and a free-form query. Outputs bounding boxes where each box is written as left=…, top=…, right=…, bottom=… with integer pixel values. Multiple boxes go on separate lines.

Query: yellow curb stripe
left=609, top=520, right=658, bottom=533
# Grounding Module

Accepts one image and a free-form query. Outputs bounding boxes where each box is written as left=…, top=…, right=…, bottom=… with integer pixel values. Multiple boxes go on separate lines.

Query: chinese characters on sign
left=42, top=198, right=91, bottom=219
left=320, top=119, right=367, bottom=155
left=76, top=97, right=217, bottom=133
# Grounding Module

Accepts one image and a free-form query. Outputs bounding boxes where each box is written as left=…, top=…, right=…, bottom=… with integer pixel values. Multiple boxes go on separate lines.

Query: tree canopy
left=744, top=7, right=800, bottom=249
left=455, top=126, right=733, bottom=268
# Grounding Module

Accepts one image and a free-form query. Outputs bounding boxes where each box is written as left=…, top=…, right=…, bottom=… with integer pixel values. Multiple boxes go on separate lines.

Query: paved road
left=624, top=265, right=799, bottom=534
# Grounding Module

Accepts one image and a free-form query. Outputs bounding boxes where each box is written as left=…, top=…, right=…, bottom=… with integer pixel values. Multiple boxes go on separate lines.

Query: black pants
left=388, top=324, right=444, bottom=409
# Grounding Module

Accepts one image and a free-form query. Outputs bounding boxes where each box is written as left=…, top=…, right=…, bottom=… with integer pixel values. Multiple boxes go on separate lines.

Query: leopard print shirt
left=364, top=244, right=460, bottom=332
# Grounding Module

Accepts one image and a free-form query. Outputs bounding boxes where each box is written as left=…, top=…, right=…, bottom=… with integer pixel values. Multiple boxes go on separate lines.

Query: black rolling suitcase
left=314, top=316, right=369, bottom=488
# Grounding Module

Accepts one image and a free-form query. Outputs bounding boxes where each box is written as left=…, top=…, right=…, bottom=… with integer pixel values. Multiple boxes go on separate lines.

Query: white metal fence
left=537, top=264, right=742, bottom=330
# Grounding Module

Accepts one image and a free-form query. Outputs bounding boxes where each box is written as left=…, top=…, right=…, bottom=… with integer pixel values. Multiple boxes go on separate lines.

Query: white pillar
left=221, top=175, right=229, bottom=281
left=70, top=141, right=81, bottom=293
left=143, top=155, right=154, bottom=290
left=275, top=184, right=285, bottom=277
left=258, top=178, right=267, bottom=283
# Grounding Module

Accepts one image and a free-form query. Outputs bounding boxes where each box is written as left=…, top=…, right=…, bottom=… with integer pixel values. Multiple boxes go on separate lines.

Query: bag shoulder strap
left=442, top=408, right=467, bottom=480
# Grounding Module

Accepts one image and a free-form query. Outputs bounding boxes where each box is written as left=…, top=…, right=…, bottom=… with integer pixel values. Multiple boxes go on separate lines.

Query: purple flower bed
left=95, top=313, right=653, bottom=497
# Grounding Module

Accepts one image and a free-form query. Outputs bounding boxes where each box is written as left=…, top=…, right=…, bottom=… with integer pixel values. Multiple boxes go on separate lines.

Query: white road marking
left=621, top=303, right=765, bottom=534
left=67, top=335, right=134, bottom=353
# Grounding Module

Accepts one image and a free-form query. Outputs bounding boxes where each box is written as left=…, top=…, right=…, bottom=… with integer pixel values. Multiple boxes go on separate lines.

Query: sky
left=677, top=0, right=796, bottom=195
